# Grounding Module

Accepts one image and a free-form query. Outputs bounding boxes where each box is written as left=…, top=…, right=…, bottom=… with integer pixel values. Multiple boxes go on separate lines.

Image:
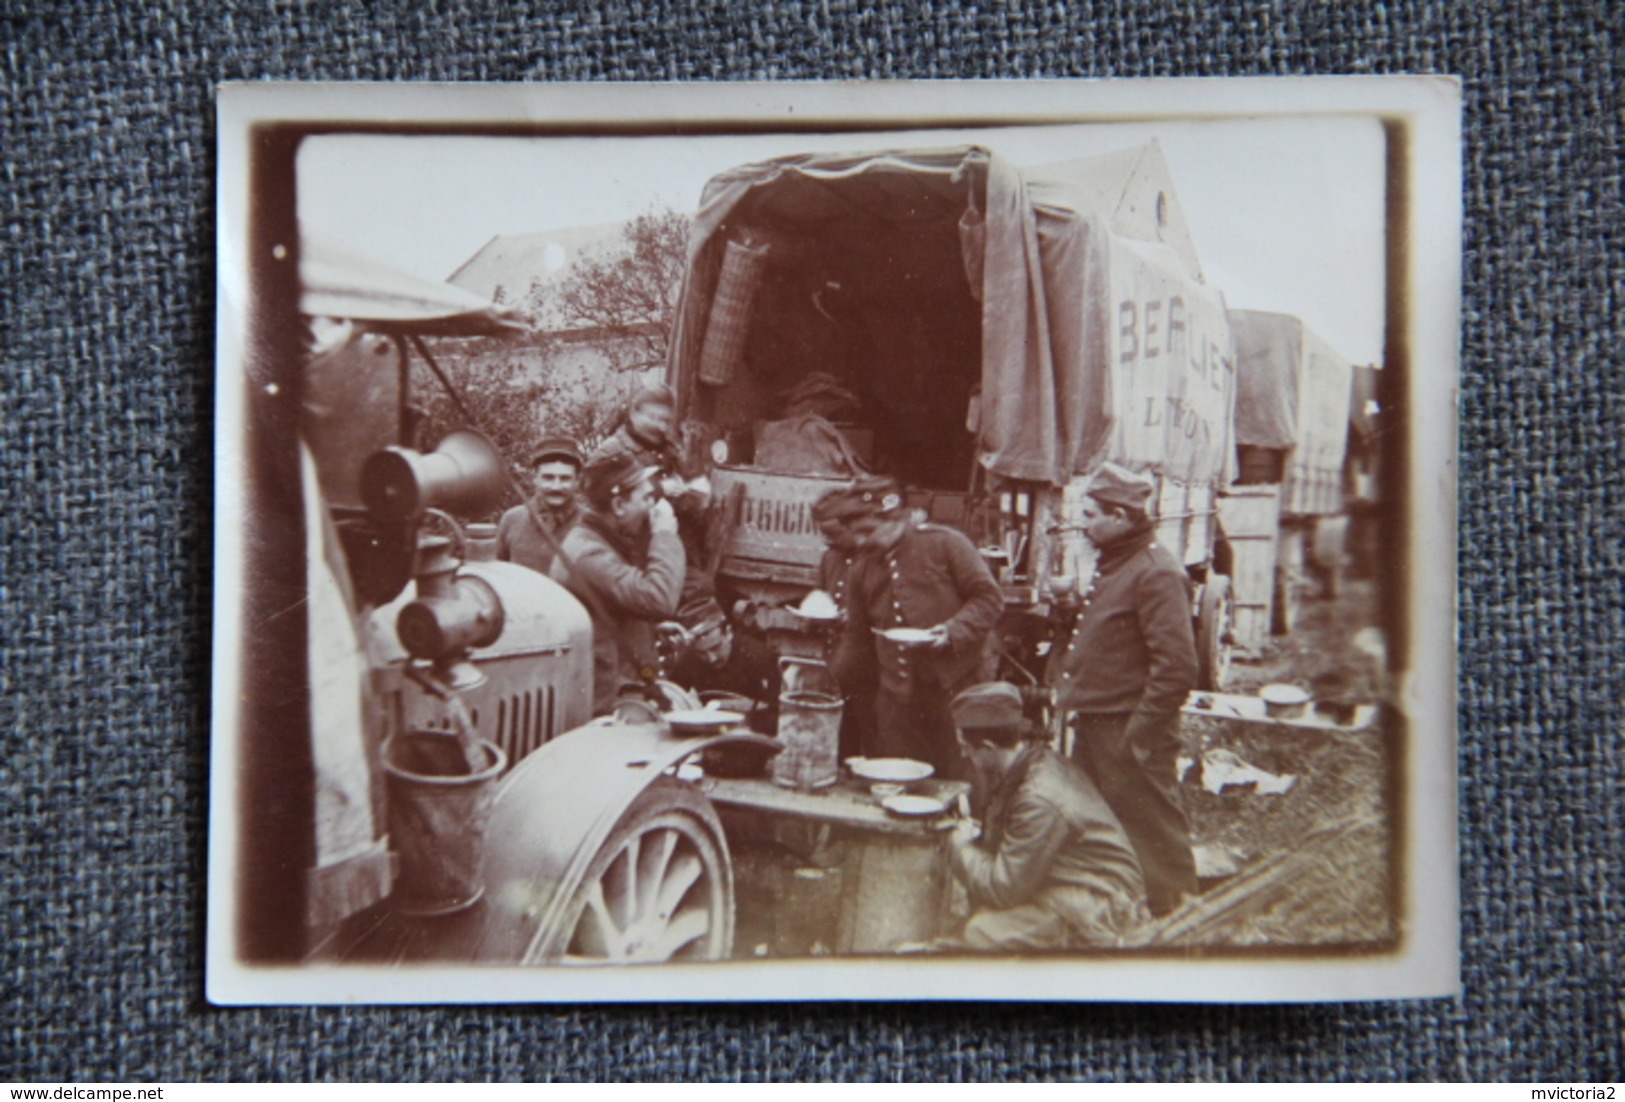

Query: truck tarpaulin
left=1231, top=309, right=1354, bottom=515
left=669, top=145, right=1236, bottom=490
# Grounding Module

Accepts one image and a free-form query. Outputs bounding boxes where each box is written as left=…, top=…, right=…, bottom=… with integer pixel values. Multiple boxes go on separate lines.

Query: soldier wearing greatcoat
left=947, top=682, right=1149, bottom=950
left=832, top=477, right=1004, bottom=778
left=551, top=452, right=685, bottom=715
left=810, top=484, right=877, bottom=758
left=1045, top=462, right=1200, bottom=916
left=495, top=437, right=583, bottom=576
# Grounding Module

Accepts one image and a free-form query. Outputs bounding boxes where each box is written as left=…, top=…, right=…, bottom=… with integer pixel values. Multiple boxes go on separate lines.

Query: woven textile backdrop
left=3, top=1, right=1620, bottom=1082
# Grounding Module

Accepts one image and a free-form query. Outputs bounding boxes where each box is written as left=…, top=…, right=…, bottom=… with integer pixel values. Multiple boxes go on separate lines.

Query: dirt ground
left=727, top=574, right=1396, bottom=957
left=1172, top=575, right=1395, bottom=947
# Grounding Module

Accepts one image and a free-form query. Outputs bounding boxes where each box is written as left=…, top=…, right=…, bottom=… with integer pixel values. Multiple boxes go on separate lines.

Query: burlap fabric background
left=4, top=1, right=1620, bottom=1082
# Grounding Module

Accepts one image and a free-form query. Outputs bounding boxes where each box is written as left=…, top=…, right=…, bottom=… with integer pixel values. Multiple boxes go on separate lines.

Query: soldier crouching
left=946, top=682, right=1150, bottom=951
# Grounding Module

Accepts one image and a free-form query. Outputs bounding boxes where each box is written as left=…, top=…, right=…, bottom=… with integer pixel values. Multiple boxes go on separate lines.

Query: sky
left=298, top=116, right=1386, bottom=364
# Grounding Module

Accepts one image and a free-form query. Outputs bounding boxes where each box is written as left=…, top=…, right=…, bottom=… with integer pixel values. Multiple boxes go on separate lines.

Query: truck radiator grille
left=496, top=687, right=556, bottom=767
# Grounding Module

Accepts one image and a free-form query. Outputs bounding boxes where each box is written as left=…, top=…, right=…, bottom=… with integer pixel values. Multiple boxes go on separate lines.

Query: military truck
left=1222, top=309, right=1362, bottom=651
left=662, top=143, right=1242, bottom=688
left=225, top=245, right=767, bottom=969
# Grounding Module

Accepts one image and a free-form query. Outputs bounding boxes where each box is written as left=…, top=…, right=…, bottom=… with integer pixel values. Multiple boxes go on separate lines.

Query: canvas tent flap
left=301, top=241, right=527, bottom=336
left=974, top=149, right=1071, bottom=483
left=671, top=144, right=1234, bottom=488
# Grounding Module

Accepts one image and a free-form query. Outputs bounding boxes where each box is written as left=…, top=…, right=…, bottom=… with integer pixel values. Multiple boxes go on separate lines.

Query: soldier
left=591, top=382, right=715, bottom=608
left=494, top=437, right=582, bottom=575
left=590, top=383, right=686, bottom=481
left=811, top=484, right=868, bottom=618
left=663, top=594, right=778, bottom=723
left=831, top=476, right=1004, bottom=777
left=1045, top=462, right=1200, bottom=916
left=947, top=682, right=1148, bottom=950
left=551, top=452, right=684, bottom=715
left=810, top=484, right=876, bottom=758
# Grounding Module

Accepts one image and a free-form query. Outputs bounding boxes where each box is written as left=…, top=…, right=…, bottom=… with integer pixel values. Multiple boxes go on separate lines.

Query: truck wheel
left=1197, top=574, right=1234, bottom=691
left=550, top=778, right=735, bottom=965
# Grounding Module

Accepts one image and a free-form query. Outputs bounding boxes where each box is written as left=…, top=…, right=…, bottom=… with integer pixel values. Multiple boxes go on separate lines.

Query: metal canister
left=772, top=691, right=843, bottom=790
left=382, top=730, right=507, bottom=916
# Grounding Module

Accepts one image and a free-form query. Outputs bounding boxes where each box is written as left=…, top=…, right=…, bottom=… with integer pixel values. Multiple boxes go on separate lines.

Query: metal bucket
left=382, top=730, right=507, bottom=916
left=773, top=690, right=842, bottom=790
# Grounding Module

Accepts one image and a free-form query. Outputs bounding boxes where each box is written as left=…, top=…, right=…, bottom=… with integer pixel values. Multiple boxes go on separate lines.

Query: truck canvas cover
left=669, top=145, right=1236, bottom=491
left=1231, top=309, right=1354, bottom=515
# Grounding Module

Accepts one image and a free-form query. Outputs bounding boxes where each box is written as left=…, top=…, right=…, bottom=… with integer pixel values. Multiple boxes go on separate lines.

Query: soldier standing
left=811, top=484, right=876, bottom=758
left=551, top=452, right=685, bottom=715
left=494, top=438, right=583, bottom=575
left=832, top=476, right=1003, bottom=778
left=591, top=382, right=715, bottom=608
left=1045, top=462, right=1200, bottom=917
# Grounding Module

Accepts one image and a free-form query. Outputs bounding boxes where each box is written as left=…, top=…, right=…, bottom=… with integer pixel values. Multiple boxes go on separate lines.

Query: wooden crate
left=1218, top=486, right=1282, bottom=655
left=711, top=466, right=849, bottom=576
left=1284, top=459, right=1345, bottom=516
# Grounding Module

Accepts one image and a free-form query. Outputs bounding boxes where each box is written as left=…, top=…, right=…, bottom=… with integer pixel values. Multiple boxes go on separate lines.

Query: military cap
left=1085, top=461, right=1156, bottom=511
left=949, top=681, right=1026, bottom=730
left=812, top=484, right=866, bottom=522
left=580, top=451, right=655, bottom=505
left=677, top=595, right=729, bottom=636
left=850, top=474, right=905, bottom=516
left=530, top=437, right=583, bottom=469
left=628, top=381, right=676, bottom=412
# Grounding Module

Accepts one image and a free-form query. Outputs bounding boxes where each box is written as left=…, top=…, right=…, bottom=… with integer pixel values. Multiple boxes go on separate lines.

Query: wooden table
left=704, top=775, right=971, bottom=954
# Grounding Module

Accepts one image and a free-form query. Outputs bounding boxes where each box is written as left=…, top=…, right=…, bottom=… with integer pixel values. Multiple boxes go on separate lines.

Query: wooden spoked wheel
left=557, top=779, right=734, bottom=965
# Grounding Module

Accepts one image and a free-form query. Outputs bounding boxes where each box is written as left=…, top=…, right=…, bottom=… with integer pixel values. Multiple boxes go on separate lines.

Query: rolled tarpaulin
left=698, top=235, right=771, bottom=385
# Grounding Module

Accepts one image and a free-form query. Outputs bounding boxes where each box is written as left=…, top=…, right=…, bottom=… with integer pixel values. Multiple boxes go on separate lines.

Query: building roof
left=1026, top=140, right=1205, bottom=281
left=446, top=221, right=625, bottom=305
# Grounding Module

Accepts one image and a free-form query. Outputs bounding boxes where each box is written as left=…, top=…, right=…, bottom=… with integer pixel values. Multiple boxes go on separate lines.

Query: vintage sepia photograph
left=209, top=79, right=1460, bottom=1003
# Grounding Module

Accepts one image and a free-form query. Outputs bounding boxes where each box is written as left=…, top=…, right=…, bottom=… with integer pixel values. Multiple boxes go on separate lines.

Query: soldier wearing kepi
left=550, top=451, right=685, bottom=716
left=810, top=484, right=869, bottom=620
left=810, top=484, right=877, bottom=758
left=831, top=476, right=1004, bottom=777
left=947, top=682, right=1148, bottom=950
left=495, top=437, right=583, bottom=575
left=591, top=382, right=680, bottom=470
left=1045, top=462, right=1200, bottom=916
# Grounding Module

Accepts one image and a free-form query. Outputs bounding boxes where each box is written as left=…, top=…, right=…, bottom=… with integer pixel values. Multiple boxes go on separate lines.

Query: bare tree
left=413, top=338, right=637, bottom=516
left=552, top=206, right=690, bottom=374
left=412, top=338, right=556, bottom=475
left=407, top=207, right=690, bottom=513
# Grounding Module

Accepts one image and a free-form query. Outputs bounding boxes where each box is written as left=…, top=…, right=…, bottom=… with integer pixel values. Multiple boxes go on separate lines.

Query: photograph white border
left=210, top=76, right=1460, bottom=1004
